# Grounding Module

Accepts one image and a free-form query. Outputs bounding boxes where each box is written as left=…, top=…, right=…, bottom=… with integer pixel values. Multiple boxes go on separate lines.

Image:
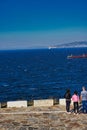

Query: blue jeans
left=82, top=101, right=87, bottom=113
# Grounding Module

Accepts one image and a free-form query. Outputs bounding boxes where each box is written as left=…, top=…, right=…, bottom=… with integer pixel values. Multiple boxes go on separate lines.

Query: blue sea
left=0, top=48, right=87, bottom=102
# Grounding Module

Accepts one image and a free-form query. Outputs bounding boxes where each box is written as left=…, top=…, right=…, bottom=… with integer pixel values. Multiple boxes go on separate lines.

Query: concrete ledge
left=34, top=99, right=53, bottom=107
left=59, top=99, right=66, bottom=105
left=0, top=98, right=73, bottom=108
left=59, top=98, right=73, bottom=105
left=7, top=100, right=27, bottom=108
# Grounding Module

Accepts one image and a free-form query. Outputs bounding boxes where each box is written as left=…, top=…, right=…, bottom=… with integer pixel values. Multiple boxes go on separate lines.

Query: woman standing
left=64, top=89, right=71, bottom=113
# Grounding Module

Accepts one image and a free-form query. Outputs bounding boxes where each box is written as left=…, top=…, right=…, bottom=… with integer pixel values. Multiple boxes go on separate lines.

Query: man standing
left=80, top=86, right=87, bottom=113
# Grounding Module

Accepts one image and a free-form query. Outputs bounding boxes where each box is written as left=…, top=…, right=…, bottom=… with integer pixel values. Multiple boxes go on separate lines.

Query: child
left=72, top=91, right=79, bottom=114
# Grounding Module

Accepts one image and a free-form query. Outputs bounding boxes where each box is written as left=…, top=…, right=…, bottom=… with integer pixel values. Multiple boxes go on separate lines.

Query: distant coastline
left=48, top=41, right=87, bottom=49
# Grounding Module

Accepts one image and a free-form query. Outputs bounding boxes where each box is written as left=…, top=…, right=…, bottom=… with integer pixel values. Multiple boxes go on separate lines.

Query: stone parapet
left=0, top=98, right=73, bottom=108
left=7, top=100, right=27, bottom=108
left=34, top=99, right=53, bottom=107
left=59, top=98, right=73, bottom=105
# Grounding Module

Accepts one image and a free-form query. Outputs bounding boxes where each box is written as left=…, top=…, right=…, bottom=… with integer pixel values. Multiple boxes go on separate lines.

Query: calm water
left=0, top=48, right=87, bottom=102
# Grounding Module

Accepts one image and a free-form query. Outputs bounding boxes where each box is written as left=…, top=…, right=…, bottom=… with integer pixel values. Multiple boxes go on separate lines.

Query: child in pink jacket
left=72, top=91, right=79, bottom=114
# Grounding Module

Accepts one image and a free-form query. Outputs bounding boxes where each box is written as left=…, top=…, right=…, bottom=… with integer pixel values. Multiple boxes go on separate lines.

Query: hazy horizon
left=0, top=0, right=87, bottom=50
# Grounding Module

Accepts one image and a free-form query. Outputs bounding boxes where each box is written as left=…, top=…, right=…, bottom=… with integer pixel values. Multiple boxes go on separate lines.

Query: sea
left=0, top=47, right=87, bottom=102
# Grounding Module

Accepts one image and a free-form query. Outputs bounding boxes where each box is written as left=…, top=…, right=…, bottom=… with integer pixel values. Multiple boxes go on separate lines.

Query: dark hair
left=66, top=89, right=70, bottom=93
left=64, top=89, right=71, bottom=99
left=74, top=91, right=78, bottom=95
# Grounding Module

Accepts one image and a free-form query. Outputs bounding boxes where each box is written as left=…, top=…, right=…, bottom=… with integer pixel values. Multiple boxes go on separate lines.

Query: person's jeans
left=66, top=101, right=71, bottom=112
left=82, top=100, right=87, bottom=113
left=73, top=102, right=79, bottom=113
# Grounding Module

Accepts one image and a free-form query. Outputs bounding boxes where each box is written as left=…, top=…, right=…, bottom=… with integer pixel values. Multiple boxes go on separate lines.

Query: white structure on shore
left=0, top=98, right=73, bottom=108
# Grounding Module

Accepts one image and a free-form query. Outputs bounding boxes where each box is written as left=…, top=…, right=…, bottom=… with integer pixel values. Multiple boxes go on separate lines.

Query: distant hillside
left=49, top=41, right=87, bottom=49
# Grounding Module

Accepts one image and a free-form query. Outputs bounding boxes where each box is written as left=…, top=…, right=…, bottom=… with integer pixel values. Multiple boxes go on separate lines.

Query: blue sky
left=0, top=0, right=87, bottom=49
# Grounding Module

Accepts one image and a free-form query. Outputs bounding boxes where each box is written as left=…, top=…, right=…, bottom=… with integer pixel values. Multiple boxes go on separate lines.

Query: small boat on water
left=67, top=54, right=87, bottom=59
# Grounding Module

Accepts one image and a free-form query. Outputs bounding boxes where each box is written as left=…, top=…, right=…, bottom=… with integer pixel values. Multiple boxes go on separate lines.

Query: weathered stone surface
left=0, top=105, right=87, bottom=130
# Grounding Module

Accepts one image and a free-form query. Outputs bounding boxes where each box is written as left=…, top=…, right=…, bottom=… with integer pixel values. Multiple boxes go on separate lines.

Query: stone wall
left=59, top=98, right=73, bottom=105
left=0, top=98, right=71, bottom=108
left=34, top=99, right=53, bottom=107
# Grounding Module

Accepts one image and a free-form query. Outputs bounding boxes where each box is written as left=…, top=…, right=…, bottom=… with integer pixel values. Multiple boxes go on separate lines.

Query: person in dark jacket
left=64, top=89, right=71, bottom=113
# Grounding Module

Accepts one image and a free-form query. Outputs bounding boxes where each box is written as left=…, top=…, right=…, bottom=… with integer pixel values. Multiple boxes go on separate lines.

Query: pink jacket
left=72, top=94, right=79, bottom=102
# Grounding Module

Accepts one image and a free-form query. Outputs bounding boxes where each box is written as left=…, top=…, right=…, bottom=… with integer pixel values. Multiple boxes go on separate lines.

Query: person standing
left=80, top=86, right=87, bottom=113
left=72, top=91, right=79, bottom=115
left=64, top=89, right=71, bottom=113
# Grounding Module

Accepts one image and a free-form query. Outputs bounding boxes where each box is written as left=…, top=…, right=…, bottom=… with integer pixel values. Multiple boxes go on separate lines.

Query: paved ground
left=0, top=105, right=87, bottom=130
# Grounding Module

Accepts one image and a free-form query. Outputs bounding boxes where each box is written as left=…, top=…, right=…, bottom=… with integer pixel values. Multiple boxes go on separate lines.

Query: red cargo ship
left=67, top=54, right=87, bottom=59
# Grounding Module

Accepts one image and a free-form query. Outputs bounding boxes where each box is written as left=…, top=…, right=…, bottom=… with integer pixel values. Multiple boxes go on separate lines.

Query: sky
left=0, top=0, right=87, bottom=50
